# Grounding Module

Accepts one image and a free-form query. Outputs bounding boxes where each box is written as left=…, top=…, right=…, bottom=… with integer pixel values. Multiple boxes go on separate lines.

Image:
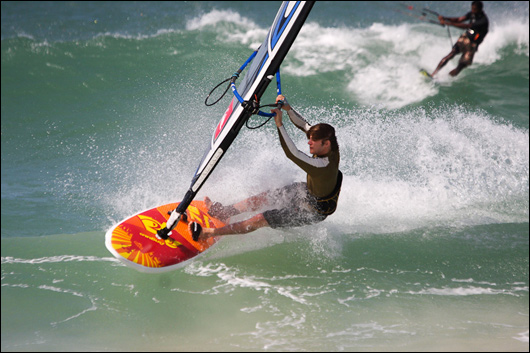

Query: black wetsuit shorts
left=262, top=182, right=328, bottom=229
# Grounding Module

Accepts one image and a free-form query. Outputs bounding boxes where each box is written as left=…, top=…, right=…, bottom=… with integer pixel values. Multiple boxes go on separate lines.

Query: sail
left=169, top=1, right=314, bottom=224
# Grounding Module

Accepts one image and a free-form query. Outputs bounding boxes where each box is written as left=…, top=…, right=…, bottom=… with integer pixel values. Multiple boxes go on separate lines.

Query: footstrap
left=189, top=222, right=202, bottom=242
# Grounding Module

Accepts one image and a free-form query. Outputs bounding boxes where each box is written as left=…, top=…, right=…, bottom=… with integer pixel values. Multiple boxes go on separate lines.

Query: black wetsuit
left=452, top=10, right=489, bottom=66
left=464, top=10, right=489, bottom=46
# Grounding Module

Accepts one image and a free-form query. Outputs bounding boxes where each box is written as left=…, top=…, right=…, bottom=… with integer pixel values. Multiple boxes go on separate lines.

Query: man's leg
left=431, top=48, right=457, bottom=77
left=449, top=62, right=468, bottom=76
left=199, top=213, right=270, bottom=239
left=450, top=46, right=475, bottom=77
left=231, top=191, right=272, bottom=213
left=205, top=184, right=294, bottom=220
left=204, top=190, right=271, bottom=222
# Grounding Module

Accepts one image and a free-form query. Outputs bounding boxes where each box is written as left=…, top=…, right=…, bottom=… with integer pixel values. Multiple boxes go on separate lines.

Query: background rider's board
left=420, top=68, right=433, bottom=79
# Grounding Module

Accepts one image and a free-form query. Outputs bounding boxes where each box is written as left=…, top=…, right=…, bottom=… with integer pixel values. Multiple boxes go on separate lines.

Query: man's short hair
left=307, top=123, right=339, bottom=151
left=472, top=1, right=484, bottom=11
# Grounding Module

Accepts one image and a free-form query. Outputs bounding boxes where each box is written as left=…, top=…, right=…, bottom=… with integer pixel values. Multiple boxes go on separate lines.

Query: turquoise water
left=2, top=1, right=528, bottom=351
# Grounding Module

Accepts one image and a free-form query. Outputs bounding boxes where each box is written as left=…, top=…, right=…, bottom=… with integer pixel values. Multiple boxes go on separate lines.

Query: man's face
left=471, top=4, right=480, bottom=14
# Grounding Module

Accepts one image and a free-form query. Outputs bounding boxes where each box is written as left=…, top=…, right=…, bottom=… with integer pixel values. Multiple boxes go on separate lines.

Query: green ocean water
left=2, top=1, right=529, bottom=351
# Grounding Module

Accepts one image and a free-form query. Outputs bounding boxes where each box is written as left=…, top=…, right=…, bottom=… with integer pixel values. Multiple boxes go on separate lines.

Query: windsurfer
left=189, top=95, right=342, bottom=241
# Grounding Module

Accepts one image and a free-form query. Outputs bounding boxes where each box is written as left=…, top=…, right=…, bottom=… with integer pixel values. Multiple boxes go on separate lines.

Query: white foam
left=476, top=18, right=530, bottom=64
left=1, top=255, right=119, bottom=265
left=184, top=262, right=309, bottom=304
left=514, top=330, right=529, bottom=343
left=187, top=8, right=529, bottom=109
left=408, top=285, right=529, bottom=297
left=185, top=9, right=266, bottom=47
left=186, top=9, right=256, bottom=31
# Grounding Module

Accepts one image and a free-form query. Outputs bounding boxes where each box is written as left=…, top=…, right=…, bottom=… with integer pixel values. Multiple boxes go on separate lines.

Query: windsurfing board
left=105, top=201, right=225, bottom=273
